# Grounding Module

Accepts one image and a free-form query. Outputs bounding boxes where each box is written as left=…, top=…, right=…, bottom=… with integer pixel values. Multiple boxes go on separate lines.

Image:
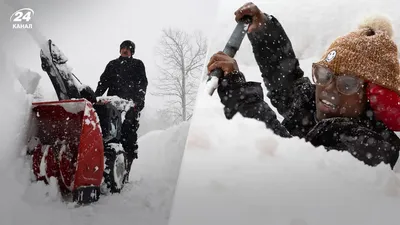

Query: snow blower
left=205, top=16, right=252, bottom=96
left=26, top=39, right=134, bottom=205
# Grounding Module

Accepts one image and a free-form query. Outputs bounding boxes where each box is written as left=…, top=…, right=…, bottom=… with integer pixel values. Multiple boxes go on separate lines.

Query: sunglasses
left=312, top=63, right=364, bottom=95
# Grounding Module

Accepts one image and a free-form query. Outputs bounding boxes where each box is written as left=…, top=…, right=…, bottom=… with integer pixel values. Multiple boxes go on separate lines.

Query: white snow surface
left=97, top=96, right=135, bottom=122
left=169, top=94, right=400, bottom=225
left=169, top=0, right=400, bottom=224
left=0, top=48, right=190, bottom=224
left=15, top=68, right=41, bottom=95
left=0, top=121, right=189, bottom=224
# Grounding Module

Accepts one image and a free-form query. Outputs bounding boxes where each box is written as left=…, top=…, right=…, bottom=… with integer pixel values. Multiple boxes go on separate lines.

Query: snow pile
left=130, top=122, right=190, bottom=221
left=137, top=106, right=177, bottom=137
left=0, top=51, right=33, bottom=161
left=97, top=95, right=135, bottom=122
left=15, top=68, right=41, bottom=95
left=169, top=95, right=400, bottom=225
left=0, top=119, right=189, bottom=225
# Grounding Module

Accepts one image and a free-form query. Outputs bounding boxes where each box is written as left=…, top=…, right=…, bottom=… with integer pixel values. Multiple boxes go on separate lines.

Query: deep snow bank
left=137, top=105, right=176, bottom=137
left=169, top=94, right=400, bottom=225
left=130, top=122, right=190, bottom=221
left=0, top=51, right=34, bottom=161
left=0, top=118, right=189, bottom=225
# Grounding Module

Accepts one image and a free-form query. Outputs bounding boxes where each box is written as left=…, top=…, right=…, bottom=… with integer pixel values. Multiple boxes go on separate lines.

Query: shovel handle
left=206, top=16, right=252, bottom=96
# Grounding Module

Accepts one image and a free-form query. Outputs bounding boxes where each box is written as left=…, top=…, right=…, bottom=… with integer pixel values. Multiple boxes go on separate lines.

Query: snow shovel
left=205, top=16, right=252, bottom=96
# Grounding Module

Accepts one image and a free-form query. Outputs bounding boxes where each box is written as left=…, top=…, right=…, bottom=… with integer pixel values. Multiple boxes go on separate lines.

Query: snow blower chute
left=27, top=40, right=134, bottom=205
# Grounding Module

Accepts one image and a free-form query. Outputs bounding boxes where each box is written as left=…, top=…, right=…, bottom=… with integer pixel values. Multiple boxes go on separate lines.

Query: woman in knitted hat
left=207, top=2, right=400, bottom=169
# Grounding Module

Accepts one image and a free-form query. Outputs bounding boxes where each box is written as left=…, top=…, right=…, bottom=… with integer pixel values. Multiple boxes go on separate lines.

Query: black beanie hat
left=120, top=40, right=135, bottom=55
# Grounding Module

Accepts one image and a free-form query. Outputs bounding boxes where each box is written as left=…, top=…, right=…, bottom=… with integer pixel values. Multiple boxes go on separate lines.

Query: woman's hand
left=207, top=51, right=239, bottom=76
left=234, top=2, right=266, bottom=33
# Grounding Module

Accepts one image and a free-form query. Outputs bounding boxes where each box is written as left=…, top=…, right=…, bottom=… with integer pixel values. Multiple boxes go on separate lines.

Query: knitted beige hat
left=315, top=15, right=400, bottom=94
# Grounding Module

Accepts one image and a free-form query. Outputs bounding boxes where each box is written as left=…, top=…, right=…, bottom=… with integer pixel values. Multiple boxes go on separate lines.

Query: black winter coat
left=95, top=56, right=148, bottom=112
left=217, top=14, right=400, bottom=169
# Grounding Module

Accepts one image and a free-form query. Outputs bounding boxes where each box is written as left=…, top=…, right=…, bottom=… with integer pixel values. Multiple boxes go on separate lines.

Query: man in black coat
left=95, top=40, right=148, bottom=180
left=206, top=2, right=400, bottom=169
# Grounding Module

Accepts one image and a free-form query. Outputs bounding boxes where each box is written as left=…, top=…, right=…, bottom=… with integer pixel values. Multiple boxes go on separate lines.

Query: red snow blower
left=29, top=99, right=104, bottom=203
left=26, top=40, right=134, bottom=205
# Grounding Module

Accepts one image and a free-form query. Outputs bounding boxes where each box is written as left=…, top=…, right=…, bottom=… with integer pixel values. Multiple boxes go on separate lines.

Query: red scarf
left=367, top=83, right=400, bottom=131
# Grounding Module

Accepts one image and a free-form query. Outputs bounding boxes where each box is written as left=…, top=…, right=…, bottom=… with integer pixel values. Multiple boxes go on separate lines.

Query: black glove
left=79, top=86, right=97, bottom=104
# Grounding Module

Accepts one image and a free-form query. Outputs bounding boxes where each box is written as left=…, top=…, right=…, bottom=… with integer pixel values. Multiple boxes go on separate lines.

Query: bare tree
left=152, top=28, right=207, bottom=123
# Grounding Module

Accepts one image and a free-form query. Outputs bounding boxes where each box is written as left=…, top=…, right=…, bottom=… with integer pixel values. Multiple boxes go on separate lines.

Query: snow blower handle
left=205, top=16, right=252, bottom=96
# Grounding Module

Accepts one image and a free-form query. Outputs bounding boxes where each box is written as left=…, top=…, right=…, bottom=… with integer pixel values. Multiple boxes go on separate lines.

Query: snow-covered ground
left=168, top=0, right=400, bottom=225
left=0, top=49, right=190, bottom=224
left=170, top=95, right=400, bottom=225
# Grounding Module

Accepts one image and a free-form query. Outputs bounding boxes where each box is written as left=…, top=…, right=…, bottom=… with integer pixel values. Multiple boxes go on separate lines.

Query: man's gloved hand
left=79, top=85, right=97, bottom=104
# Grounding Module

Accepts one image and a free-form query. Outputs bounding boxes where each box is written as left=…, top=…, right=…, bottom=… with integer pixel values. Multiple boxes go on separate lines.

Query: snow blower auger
left=26, top=39, right=134, bottom=205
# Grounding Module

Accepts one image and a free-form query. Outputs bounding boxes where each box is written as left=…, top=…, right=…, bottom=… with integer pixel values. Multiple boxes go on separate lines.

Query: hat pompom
left=358, top=15, right=393, bottom=38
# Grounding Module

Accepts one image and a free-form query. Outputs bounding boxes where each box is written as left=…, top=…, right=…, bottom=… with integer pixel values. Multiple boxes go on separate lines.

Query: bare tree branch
left=152, top=28, right=207, bottom=122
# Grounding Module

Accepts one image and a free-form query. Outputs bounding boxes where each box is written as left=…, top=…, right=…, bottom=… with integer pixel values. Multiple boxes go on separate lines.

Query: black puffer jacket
left=217, top=14, right=400, bottom=169
left=95, top=56, right=148, bottom=111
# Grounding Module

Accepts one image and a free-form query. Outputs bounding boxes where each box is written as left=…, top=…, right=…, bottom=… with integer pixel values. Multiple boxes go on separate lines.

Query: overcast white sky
left=0, top=0, right=219, bottom=106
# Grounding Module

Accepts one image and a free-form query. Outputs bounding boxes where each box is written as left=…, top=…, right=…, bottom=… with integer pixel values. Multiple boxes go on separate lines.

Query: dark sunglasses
left=312, top=63, right=364, bottom=95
